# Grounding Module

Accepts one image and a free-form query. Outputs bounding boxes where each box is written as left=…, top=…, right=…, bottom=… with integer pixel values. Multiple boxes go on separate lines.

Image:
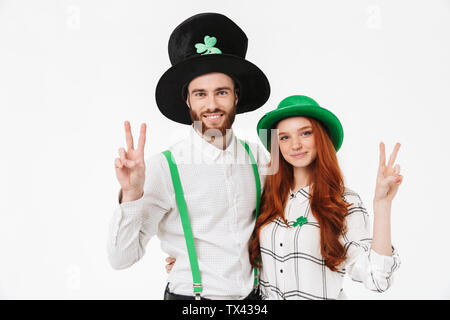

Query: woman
left=250, top=95, right=402, bottom=300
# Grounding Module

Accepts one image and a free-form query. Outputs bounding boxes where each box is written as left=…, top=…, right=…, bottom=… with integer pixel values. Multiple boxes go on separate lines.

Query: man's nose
left=206, top=94, right=219, bottom=111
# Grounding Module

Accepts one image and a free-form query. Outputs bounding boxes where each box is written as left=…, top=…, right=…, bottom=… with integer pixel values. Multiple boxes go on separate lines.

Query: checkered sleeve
left=342, top=190, right=401, bottom=293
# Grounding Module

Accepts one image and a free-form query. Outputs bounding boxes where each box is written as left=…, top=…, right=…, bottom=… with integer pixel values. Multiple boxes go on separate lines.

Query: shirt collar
left=289, top=185, right=311, bottom=201
left=189, top=126, right=238, bottom=161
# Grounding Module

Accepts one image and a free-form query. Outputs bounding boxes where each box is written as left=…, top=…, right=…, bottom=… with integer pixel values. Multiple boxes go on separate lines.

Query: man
left=108, top=13, right=271, bottom=300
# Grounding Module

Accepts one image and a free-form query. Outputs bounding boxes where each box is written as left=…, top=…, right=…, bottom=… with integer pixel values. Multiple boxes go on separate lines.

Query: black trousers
left=164, top=283, right=262, bottom=300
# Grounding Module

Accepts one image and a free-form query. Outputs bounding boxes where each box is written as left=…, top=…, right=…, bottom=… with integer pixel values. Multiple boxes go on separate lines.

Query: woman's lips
left=291, top=152, right=307, bottom=159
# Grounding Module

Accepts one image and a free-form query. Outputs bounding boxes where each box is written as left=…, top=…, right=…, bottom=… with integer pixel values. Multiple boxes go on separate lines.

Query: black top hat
left=155, top=13, right=271, bottom=125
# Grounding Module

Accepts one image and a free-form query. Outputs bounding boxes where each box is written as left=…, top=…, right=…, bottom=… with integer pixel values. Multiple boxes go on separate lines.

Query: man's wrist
left=120, top=189, right=144, bottom=203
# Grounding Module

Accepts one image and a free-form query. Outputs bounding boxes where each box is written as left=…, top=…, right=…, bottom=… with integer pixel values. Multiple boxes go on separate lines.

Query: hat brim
left=155, top=54, right=270, bottom=125
left=256, top=105, right=344, bottom=151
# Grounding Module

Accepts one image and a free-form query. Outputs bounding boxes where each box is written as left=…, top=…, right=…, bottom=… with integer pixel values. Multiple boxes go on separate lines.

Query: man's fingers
left=114, top=158, right=123, bottom=169
left=118, top=147, right=127, bottom=161
left=121, top=158, right=144, bottom=169
left=124, top=121, right=135, bottom=151
left=387, top=142, right=401, bottom=168
left=137, top=123, right=147, bottom=152
left=124, top=159, right=137, bottom=168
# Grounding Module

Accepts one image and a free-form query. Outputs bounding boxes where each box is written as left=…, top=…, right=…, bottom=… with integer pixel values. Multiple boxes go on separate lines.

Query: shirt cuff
left=369, top=246, right=400, bottom=273
left=119, top=193, right=146, bottom=215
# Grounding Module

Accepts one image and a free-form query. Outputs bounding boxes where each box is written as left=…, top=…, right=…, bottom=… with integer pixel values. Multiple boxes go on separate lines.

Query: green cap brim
left=256, top=104, right=344, bottom=152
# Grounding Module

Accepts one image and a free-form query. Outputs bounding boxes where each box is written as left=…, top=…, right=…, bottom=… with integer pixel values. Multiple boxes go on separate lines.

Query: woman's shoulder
left=342, top=187, right=364, bottom=206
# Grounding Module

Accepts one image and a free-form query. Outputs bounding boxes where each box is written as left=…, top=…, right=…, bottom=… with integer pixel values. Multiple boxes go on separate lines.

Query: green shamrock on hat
left=195, top=35, right=222, bottom=55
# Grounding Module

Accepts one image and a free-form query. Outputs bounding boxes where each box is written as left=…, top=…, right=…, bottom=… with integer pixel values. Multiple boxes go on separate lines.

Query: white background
left=1, top=0, right=449, bottom=299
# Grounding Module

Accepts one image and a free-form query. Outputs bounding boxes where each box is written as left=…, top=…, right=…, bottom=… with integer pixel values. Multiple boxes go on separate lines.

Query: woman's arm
left=370, top=142, right=403, bottom=256
left=342, top=192, right=400, bottom=293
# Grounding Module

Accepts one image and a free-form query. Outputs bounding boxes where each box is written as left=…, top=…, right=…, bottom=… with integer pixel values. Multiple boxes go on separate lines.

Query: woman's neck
left=292, top=166, right=311, bottom=191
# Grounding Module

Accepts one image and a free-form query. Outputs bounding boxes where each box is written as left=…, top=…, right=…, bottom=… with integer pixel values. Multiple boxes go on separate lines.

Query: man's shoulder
left=146, top=137, right=192, bottom=168
left=236, top=137, right=270, bottom=166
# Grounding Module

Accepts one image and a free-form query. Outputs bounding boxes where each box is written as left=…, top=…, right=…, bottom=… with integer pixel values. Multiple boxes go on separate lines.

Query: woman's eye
left=280, top=136, right=288, bottom=141
left=301, top=131, right=312, bottom=136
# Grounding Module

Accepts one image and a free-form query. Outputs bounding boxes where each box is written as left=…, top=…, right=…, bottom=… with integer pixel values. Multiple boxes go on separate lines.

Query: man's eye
left=218, top=91, right=228, bottom=95
left=195, top=92, right=205, bottom=97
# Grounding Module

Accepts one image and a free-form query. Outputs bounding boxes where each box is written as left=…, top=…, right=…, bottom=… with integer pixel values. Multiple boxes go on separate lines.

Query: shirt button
left=280, top=243, right=283, bottom=247
left=280, top=269, right=283, bottom=273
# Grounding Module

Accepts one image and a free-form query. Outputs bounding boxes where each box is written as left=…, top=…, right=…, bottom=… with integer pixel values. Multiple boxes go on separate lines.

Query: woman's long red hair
left=250, top=117, right=351, bottom=271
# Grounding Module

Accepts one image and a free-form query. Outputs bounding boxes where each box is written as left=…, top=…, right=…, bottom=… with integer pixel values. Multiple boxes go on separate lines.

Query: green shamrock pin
left=195, top=35, right=222, bottom=55
left=293, top=216, right=308, bottom=227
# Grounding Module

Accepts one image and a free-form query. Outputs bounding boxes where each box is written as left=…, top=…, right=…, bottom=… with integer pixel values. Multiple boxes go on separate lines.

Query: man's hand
left=165, top=257, right=176, bottom=274
left=114, top=121, right=147, bottom=202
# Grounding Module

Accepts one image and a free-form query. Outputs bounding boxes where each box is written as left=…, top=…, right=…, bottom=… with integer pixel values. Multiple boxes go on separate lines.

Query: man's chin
left=190, top=109, right=235, bottom=136
left=201, top=122, right=228, bottom=136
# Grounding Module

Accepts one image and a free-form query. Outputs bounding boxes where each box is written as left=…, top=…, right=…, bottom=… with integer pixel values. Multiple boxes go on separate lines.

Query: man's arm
left=108, top=121, right=172, bottom=269
left=107, top=153, right=172, bottom=269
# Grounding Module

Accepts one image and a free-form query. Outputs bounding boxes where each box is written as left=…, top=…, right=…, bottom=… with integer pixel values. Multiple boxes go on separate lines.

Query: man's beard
left=189, top=106, right=236, bottom=138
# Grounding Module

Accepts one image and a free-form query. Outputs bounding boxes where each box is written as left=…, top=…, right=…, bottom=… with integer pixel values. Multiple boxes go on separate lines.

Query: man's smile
left=203, top=113, right=224, bottom=122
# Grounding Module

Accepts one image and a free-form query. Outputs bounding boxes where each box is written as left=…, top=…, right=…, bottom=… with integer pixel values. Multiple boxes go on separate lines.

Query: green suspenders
left=161, top=139, right=261, bottom=300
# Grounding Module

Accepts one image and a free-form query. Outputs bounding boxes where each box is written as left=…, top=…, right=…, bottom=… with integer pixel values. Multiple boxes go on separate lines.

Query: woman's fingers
left=387, top=142, right=401, bottom=168
left=165, top=256, right=175, bottom=274
left=385, top=172, right=403, bottom=187
left=379, top=142, right=386, bottom=167
left=378, top=142, right=386, bottom=175
left=124, top=121, right=135, bottom=151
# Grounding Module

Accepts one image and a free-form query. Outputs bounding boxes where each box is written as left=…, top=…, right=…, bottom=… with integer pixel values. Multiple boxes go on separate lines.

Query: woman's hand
left=374, top=142, right=403, bottom=203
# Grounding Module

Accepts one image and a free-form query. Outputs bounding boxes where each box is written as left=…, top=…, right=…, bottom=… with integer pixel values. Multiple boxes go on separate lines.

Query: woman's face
left=276, top=116, right=317, bottom=169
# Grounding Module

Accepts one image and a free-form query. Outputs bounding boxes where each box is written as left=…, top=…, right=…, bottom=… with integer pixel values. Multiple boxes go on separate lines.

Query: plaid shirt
left=259, top=186, right=400, bottom=300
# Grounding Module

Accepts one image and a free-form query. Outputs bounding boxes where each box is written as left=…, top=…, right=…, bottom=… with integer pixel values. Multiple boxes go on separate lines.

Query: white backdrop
left=1, top=0, right=449, bottom=299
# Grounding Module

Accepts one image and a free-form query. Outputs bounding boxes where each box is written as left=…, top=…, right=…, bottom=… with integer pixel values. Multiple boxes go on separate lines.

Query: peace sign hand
left=374, top=142, right=404, bottom=203
left=114, top=121, right=147, bottom=202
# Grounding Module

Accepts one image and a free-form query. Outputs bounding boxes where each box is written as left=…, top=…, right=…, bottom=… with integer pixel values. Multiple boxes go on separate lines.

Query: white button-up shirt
left=107, top=126, right=270, bottom=299
left=259, top=186, right=401, bottom=300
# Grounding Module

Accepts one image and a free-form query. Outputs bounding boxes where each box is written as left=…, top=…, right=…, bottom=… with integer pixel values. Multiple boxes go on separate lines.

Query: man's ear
left=234, top=91, right=239, bottom=106
left=186, top=94, right=191, bottom=109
